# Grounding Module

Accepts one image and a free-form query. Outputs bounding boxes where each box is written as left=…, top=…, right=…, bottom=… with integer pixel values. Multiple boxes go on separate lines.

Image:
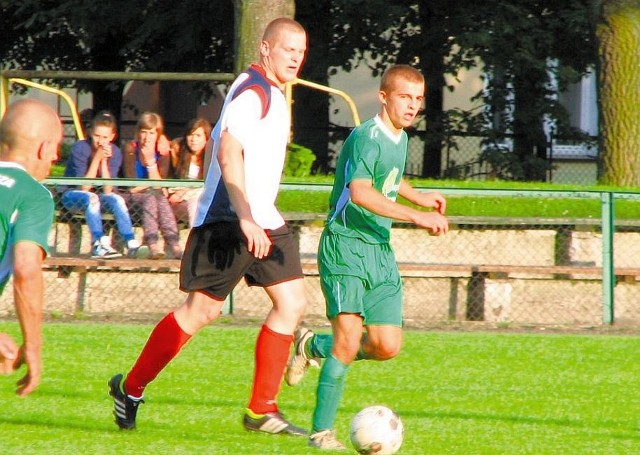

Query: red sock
left=125, top=312, right=191, bottom=398
left=247, top=324, right=293, bottom=414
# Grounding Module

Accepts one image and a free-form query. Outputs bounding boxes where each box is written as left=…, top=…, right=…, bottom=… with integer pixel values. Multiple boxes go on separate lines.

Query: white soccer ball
left=349, top=405, right=404, bottom=454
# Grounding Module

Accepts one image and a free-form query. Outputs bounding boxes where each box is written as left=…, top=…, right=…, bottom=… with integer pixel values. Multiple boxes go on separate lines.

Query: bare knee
left=333, top=337, right=362, bottom=363
left=367, top=337, right=402, bottom=360
left=175, top=293, right=224, bottom=333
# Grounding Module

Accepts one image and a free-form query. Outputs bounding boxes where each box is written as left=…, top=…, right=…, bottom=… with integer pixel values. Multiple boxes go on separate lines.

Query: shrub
left=284, top=143, right=316, bottom=177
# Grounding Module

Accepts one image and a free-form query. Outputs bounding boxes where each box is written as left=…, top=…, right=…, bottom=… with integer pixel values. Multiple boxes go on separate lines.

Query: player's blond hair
left=262, top=17, right=306, bottom=44
left=380, top=65, right=425, bottom=93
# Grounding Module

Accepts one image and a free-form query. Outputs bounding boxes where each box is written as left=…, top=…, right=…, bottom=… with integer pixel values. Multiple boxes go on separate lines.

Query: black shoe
left=243, top=411, right=308, bottom=436
left=108, top=373, right=143, bottom=430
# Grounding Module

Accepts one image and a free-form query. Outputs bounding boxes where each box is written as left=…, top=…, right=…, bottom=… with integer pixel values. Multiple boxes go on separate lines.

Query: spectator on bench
left=61, top=111, right=144, bottom=259
left=168, top=117, right=212, bottom=227
left=122, top=112, right=183, bottom=259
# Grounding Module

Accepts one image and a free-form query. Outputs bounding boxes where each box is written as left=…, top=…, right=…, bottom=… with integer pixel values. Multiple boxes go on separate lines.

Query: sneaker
left=285, top=327, right=320, bottom=386
left=92, top=236, right=122, bottom=259
left=243, top=411, right=308, bottom=436
left=108, top=373, right=143, bottom=430
left=308, top=429, right=347, bottom=450
left=126, top=240, right=149, bottom=259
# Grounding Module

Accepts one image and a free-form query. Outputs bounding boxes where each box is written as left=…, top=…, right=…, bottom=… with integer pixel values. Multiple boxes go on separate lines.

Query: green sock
left=312, top=354, right=348, bottom=432
left=309, top=333, right=369, bottom=360
left=308, top=333, right=332, bottom=359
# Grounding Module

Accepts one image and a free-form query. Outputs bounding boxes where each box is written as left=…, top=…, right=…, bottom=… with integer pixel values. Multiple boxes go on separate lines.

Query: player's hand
left=13, top=344, right=41, bottom=397
left=412, top=212, right=449, bottom=235
left=0, top=333, right=19, bottom=375
left=429, top=192, right=446, bottom=215
left=416, top=191, right=446, bottom=214
left=239, top=218, right=272, bottom=259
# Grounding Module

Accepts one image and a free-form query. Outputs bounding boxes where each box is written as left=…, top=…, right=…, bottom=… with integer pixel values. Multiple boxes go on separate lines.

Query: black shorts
left=179, top=221, right=304, bottom=300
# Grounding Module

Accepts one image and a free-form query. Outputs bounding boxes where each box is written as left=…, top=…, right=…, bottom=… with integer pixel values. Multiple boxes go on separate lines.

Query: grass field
left=2, top=322, right=640, bottom=454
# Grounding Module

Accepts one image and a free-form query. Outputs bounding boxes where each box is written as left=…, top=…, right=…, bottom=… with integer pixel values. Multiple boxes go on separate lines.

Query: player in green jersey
left=285, top=65, right=449, bottom=449
left=0, top=99, right=62, bottom=396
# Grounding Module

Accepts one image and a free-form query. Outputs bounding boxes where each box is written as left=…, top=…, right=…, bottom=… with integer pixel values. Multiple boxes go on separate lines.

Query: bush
left=284, top=143, right=316, bottom=177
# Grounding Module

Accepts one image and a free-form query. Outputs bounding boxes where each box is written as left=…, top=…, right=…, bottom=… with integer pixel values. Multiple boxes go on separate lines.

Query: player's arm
left=217, top=130, right=272, bottom=259
left=350, top=179, right=448, bottom=235
left=12, top=241, right=45, bottom=396
left=398, top=179, right=446, bottom=215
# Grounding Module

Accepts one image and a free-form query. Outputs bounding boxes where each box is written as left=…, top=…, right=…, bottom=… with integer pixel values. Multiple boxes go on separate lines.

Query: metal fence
left=405, top=131, right=599, bottom=185
left=2, top=179, right=640, bottom=330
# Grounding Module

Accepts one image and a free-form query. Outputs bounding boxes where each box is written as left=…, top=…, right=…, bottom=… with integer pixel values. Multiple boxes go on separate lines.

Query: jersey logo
left=231, top=65, right=273, bottom=119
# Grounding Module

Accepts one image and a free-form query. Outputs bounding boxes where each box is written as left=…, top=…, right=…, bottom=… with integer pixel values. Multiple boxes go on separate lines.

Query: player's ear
left=378, top=91, right=387, bottom=106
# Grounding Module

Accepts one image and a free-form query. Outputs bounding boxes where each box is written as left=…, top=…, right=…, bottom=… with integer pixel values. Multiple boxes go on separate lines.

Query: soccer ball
left=349, top=405, right=404, bottom=454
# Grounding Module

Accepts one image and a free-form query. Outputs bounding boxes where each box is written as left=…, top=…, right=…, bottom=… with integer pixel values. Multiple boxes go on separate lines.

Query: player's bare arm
left=398, top=179, right=446, bottom=214
left=217, top=130, right=272, bottom=259
left=350, top=179, right=449, bottom=235
left=12, top=241, right=45, bottom=396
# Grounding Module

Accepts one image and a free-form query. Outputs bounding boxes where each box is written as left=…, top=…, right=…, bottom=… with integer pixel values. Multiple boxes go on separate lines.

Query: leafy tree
left=594, top=0, right=640, bottom=186
left=304, top=1, right=595, bottom=181
left=456, top=0, right=596, bottom=181
left=1, top=0, right=234, bottom=121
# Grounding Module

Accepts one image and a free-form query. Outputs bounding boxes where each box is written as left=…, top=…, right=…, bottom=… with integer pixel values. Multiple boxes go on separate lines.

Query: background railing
left=2, top=180, right=640, bottom=329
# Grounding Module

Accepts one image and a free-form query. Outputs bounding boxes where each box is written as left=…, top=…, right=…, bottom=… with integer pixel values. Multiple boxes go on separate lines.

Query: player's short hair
left=262, top=17, right=306, bottom=43
left=136, top=111, right=164, bottom=136
left=380, top=65, right=425, bottom=93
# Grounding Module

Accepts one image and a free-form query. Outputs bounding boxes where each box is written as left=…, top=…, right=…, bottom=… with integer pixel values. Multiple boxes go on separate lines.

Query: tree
left=594, top=0, right=640, bottom=186
left=233, top=0, right=295, bottom=72
left=1, top=1, right=234, bottom=122
left=303, top=1, right=595, bottom=181
left=457, top=0, right=596, bottom=181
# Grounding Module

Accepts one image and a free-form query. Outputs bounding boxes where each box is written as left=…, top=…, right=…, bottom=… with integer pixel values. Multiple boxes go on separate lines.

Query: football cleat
left=108, top=373, right=143, bottom=430
left=285, top=327, right=320, bottom=386
left=308, top=429, right=347, bottom=450
left=243, top=411, right=308, bottom=436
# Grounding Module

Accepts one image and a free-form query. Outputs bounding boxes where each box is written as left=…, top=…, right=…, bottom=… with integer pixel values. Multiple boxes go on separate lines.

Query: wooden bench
left=300, top=261, right=640, bottom=280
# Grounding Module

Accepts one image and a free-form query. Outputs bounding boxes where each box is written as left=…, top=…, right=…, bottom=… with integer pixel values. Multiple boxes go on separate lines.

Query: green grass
left=277, top=177, right=640, bottom=219
left=2, top=322, right=640, bottom=454
left=47, top=170, right=640, bottom=219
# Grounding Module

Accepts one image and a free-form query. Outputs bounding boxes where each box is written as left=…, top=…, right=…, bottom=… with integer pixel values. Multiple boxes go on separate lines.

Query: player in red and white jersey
left=109, top=17, right=310, bottom=436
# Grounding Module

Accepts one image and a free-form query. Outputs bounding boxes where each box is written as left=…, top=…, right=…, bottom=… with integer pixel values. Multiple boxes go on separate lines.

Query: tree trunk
left=596, top=0, right=640, bottom=185
left=233, top=0, right=295, bottom=73
left=512, top=73, right=549, bottom=181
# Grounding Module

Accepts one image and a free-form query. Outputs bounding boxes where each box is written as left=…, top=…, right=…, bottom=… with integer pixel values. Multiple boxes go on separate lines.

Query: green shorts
left=318, top=229, right=403, bottom=326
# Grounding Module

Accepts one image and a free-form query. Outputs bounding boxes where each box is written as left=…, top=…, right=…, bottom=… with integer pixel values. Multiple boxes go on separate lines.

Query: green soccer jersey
left=0, top=162, right=54, bottom=295
left=326, top=116, right=408, bottom=244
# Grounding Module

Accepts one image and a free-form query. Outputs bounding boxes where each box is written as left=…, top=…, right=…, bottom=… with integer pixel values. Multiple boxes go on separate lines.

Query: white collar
left=373, top=115, right=403, bottom=144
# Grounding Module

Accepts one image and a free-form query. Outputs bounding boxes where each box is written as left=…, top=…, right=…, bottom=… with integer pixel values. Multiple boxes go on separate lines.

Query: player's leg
left=242, top=224, right=308, bottom=436
left=359, top=241, right=404, bottom=360
left=360, top=325, right=403, bottom=360
left=109, top=291, right=225, bottom=430
left=109, top=223, right=242, bottom=430
left=309, top=313, right=363, bottom=450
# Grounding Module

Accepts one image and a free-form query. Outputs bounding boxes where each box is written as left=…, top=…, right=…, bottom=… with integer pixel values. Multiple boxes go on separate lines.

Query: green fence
left=2, top=179, right=640, bottom=329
